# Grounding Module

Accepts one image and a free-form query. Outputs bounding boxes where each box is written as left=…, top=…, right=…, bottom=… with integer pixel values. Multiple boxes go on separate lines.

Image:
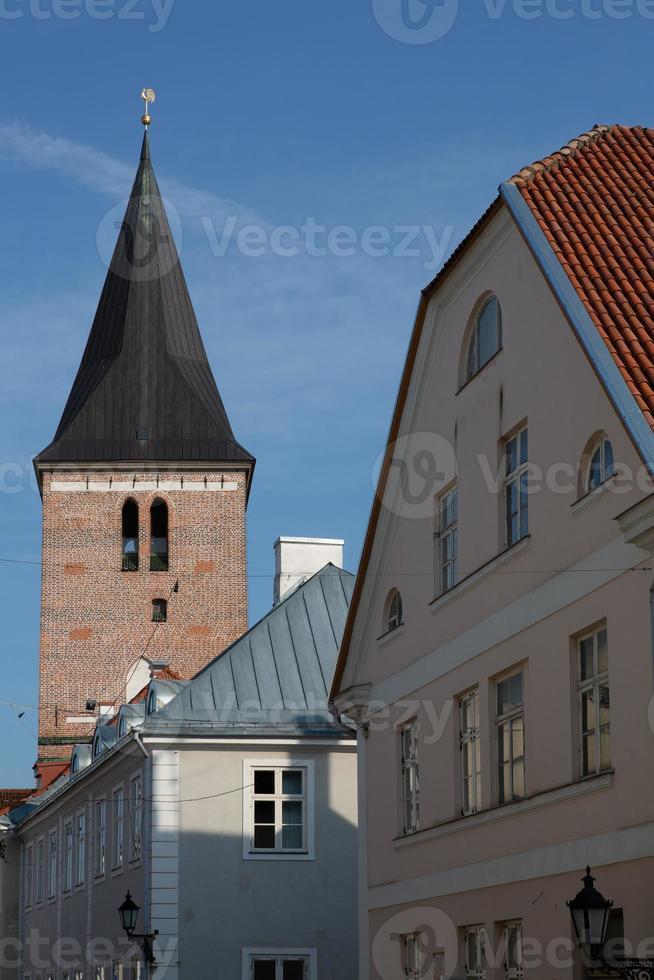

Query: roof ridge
left=508, top=124, right=614, bottom=186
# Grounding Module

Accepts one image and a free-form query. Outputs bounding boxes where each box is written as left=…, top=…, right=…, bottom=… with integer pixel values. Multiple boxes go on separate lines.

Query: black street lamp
left=118, top=891, right=158, bottom=966
left=568, top=867, right=612, bottom=952
left=567, top=867, right=654, bottom=980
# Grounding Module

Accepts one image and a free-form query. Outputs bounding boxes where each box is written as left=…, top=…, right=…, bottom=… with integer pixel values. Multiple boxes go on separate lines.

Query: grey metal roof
left=144, top=563, right=355, bottom=735
left=34, top=131, right=254, bottom=474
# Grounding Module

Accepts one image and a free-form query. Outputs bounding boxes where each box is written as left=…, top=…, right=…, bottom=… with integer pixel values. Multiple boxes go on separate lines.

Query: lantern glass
left=589, top=906, right=609, bottom=947
left=118, top=891, right=140, bottom=934
left=567, top=868, right=612, bottom=954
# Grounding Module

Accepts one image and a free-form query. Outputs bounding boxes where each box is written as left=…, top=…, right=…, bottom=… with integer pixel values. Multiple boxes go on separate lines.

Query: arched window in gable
left=121, top=499, right=139, bottom=572
left=585, top=435, right=615, bottom=494
left=465, top=296, right=502, bottom=381
left=150, top=498, right=169, bottom=571
left=384, top=588, right=403, bottom=635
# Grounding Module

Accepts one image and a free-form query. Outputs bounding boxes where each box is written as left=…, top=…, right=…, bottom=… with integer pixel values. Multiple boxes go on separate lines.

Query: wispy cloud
left=0, top=121, right=265, bottom=231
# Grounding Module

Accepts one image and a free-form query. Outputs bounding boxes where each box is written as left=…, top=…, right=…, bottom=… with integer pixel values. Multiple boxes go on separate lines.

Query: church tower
left=33, top=117, right=254, bottom=784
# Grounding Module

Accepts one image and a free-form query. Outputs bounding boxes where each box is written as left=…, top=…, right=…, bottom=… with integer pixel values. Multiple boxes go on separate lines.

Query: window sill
left=393, top=772, right=613, bottom=848
left=456, top=348, right=503, bottom=395
left=110, top=865, right=124, bottom=878
left=430, top=536, right=531, bottom=613
left=377, top=624, right=405, bottom=646
left=244, top=850, right=314, bottom=862
left=571, top=478, right=617, bottom=515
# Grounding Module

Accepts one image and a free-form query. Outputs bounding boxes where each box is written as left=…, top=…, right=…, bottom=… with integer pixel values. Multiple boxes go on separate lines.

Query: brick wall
left=37, top=469, right=249, bottom=761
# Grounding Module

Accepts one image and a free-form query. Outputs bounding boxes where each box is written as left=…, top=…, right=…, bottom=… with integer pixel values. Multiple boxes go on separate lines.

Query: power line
left=0, top=738, right=351, bottom=855
left=0, top=554, right=650, bottom=577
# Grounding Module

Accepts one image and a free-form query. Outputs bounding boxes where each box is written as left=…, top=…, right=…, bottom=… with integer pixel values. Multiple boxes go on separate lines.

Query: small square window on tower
left=151, top=599, right=167, bottom=623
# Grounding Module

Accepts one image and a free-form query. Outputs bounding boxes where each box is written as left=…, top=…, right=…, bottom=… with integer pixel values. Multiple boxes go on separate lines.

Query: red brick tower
left=32, top=127, right=254, bottom=784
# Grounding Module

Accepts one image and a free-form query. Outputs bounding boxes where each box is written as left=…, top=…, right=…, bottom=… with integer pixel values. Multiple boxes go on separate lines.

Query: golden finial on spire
left=140, top=88, right=156, bottom=128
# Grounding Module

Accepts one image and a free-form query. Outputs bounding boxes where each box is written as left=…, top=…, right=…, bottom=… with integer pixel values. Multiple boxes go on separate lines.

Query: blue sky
left=1, top=0, right=652, bottom=783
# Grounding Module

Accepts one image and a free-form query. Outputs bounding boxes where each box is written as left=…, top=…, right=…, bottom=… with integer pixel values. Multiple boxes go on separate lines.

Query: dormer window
left=588, top=437, right=615, bottom=492
left=147, top=689, right=158, bottom=715
left=384, top=589, right=403, bottom=634
left=466, top=296, right=502, bottom=381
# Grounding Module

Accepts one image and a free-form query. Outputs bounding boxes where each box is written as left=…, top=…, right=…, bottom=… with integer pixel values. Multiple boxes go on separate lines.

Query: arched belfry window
left=121, top=499, right=139, bottom=572
left=466, top=296, right=502, bottom=381
left=150, top=498, right=169, bottom=572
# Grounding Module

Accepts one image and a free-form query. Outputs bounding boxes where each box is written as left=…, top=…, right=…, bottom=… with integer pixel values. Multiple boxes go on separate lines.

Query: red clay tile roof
left=0, top=788, right=32, bottom=814
left=130, top=665, right=184, bottom=705
left=510, top=124, right=654, bottom=428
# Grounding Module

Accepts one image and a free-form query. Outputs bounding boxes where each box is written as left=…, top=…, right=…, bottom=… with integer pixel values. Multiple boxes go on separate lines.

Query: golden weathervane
left=140, top=88, right=156, bottom=128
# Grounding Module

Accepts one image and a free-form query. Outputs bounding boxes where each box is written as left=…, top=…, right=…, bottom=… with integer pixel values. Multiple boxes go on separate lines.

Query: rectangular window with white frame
left=578, top=625, right=611, bottom=776
left=76, top=810, right=86, bottom=886
left=402, top=933, right=423, bottom=980
left=503, top=921, right=523, bottom=980
left=460, top=690, right=481, bottom=815
left=129, top=774, right=143, bottom=863
left=112, top=787, right=124, bottom=870
left=244, top=761, right=314, bottom=859
left=496, top=671, right=525, bottom=804
left=94, top=800, right=106, bottom=877
left=243, top=949, right=316, bottom=980
left=24, top=844, right=33, bottom=908
left=47, top=829, right=57, bottom=899
left=63, top=821, right=73, bottom=892
left=504, top=426, right=529, bottom=548
left=465, top=926, right=487, bottom=980
left=401, top=719, right=420, bottom=834
left=36, top=838, right=45, bottom=904
left=437, top=484, right=458, bottom=594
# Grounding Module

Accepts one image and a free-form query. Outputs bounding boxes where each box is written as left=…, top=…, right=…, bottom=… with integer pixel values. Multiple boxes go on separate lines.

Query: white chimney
left=273, top=537, right=344, bottom=605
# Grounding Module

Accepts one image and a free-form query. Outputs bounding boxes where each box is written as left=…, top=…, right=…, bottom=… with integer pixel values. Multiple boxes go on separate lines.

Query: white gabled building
left=10, top=563, right=358, bottom=980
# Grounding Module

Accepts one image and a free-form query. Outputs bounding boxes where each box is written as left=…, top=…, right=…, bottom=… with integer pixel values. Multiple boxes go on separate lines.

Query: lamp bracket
left=129, top=931, right=159, bottom=966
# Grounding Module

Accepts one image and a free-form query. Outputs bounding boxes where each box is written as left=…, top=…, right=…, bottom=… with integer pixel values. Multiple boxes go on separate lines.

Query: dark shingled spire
left=35, top=130, right=254, bottom=476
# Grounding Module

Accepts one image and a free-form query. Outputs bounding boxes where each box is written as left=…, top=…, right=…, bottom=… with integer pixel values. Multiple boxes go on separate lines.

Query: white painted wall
left=14, top=735, right=358, bottom=980
left=172, top=739, right=358, bottom=980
